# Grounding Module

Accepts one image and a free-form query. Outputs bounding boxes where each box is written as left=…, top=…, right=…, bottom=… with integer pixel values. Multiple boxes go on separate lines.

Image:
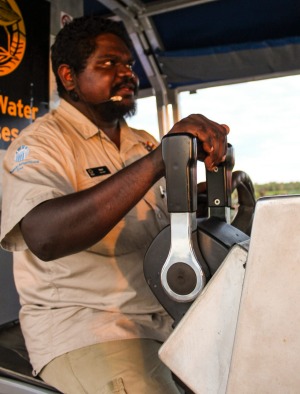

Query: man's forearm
left=20, top=146, right=164, bottom=261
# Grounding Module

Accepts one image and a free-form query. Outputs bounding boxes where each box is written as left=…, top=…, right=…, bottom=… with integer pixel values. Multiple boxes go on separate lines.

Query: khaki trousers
left=40, top=338, right=183, bottom=394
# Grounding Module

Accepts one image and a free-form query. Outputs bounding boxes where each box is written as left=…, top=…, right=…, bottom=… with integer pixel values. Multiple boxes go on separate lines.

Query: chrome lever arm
left=161, top=133, right=205, bottom=302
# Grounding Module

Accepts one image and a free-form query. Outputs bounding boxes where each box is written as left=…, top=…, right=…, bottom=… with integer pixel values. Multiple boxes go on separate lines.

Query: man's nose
left=117, top=63, right=134, bottom=77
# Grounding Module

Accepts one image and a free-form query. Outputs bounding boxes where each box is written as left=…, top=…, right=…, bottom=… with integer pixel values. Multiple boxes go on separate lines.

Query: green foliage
left=254, top=182, right=300, bottom=199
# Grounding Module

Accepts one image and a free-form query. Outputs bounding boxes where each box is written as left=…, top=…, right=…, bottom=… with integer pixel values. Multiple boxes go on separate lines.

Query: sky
left=127, top=74, right=300, bottom=185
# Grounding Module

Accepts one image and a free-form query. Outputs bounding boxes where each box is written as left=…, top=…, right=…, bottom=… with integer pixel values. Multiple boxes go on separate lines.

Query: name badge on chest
left=86, top=166, right=111, bottom=177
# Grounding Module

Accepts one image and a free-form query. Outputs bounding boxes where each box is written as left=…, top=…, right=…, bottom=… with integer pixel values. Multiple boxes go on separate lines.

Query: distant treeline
left=254, top=182, right=300, bottom=199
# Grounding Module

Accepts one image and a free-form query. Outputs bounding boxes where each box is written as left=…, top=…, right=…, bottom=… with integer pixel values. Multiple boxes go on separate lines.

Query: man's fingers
left=167, top=114, right=230, bottom=169
left=220, top=124, right=230, bottom=134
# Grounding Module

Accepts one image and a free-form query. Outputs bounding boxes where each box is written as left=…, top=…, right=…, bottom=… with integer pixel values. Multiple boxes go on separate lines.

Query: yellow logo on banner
left=0, top=0, right=26, bottom=76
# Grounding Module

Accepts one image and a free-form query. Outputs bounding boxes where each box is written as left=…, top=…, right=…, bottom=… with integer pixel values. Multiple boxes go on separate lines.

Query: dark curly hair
left=51, top=15, right=133, bottom=97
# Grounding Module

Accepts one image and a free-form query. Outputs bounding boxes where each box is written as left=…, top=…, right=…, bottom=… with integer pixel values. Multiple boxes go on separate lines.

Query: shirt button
left=157, top=212, right=162, bottom=219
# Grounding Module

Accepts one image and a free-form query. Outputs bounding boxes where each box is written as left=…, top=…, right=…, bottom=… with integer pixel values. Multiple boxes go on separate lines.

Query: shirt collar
left=57, top=99, right=99, bottom=139
left=57, top=99, right=141, bottom=151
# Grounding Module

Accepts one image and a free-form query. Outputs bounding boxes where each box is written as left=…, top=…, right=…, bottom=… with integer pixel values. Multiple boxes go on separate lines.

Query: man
left=0, top=15, right=229, bottom=393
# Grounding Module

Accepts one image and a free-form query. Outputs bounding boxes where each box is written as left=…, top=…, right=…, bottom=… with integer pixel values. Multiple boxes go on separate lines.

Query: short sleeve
left=1, top=126, right=77, bottom=251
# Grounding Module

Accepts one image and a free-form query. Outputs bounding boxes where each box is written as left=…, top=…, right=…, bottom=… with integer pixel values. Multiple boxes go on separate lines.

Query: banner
left=0, top=0, right=50, bottom=204
left=0, top=0, right=50, bottom=150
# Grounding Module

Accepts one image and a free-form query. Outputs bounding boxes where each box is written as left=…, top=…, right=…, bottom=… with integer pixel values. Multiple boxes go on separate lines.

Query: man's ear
left=57, top=64, right=76, bottom=92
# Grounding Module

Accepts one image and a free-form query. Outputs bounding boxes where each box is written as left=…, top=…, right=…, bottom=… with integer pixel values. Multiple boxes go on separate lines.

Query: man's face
left=74, top=33, right=139, bottom=119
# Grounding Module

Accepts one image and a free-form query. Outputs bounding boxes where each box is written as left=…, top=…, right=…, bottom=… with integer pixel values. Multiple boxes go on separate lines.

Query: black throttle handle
left=162, top=133, right=197, bottom=213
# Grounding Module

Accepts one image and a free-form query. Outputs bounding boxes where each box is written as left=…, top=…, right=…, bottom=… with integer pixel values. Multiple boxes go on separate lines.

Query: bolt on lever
left=206, top=144, right=235, bottom=222
left=160, top=133, right=205, bottom=302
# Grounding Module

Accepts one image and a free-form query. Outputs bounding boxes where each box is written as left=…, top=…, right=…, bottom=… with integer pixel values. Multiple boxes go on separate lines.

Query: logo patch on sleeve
left=86, top=166, right=111, bottom=177
left=10, top=145, right=39, bottom=173
left=15, top=145, right=30, bottom=162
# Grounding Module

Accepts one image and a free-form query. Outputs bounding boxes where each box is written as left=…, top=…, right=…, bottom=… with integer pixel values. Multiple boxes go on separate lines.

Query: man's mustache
left=112, top=77, right=139, bottom=96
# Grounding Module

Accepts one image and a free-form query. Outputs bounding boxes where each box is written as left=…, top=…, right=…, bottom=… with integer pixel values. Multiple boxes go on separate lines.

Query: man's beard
left=91, top=99, right=137, bottom=121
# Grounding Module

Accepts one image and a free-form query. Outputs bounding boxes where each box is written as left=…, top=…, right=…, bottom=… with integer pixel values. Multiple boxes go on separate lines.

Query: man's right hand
left=167, top=114, right=230, bottom=171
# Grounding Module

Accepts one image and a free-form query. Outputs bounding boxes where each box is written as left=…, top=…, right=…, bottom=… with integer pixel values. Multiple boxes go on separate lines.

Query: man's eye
left=101, top=60, right=115, bottom=68
left=98, top=59, right=136, bottom=70
left=126, top=63, right=134, bottom=70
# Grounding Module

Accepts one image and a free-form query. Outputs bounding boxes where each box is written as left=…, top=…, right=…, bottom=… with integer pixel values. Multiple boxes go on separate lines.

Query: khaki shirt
left=1, top=100, right=172, bottom=375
